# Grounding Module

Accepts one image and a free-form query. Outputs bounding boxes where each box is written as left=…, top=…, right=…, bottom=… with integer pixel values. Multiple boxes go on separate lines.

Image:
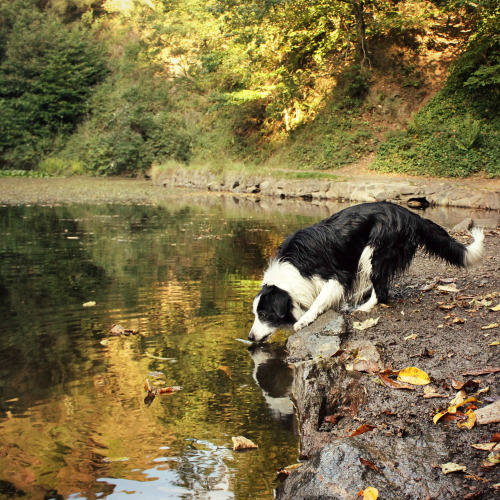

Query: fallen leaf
left=218, top=365, right=232, bottom=378
left=481, top=323, right=499, bottom=330
left=472, top=443, right=498, bottom=451
left=439, top=278, right=456, bottom=284
left=475, top=400, right=500, bottom=425
left=483, top=445, right=500, bottom=467
left=452, top=317, right=466, bottom=324
left=276, top=463, right=303, bottom=481
left=378, top=373, right=415, bottom=390
left=110, top=324, right=139, bottom=336
left=360, top=457, right=382, bottom=473
left=423, top=386, right=446, bottom=398
left=450, top=389, right=467, bottom=406
left=83, top=301, right=96, bottom=307
left=457, top=409, right=476, bottom=429
left=353, top=360, right=380, bottom=373
left=232, top=436, right=258, bottom=451
left=492, top=433, right=500, bottom=442
left=438, top=284, right=460, bottom=293
left=404, top=333, right=418, bottom=340
left=397, top=367, right=431, bottom=386
left=353, top=317, right=380, bottom=331
left=324, top=415, right=339, bottom=424
left=489, top=340, right=500, bottom=346
left=439, top=303, right=456, bottom=310
left=358, top=486, right=379, bottom=500
left=461, top=366, right=500, bottom=376
left=491, top=303, right=500, bottom=312
left=433, top=393, right=479, bottom=424
left=350, top=424, right=376, bottom=437
left=441, top=462, right=467, bottom=474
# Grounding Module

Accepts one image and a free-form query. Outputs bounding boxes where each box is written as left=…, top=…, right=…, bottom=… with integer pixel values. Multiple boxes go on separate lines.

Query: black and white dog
left=249, top=202, right=484, bottom=342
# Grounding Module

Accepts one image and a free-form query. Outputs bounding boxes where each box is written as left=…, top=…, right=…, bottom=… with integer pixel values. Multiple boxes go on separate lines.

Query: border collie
left=249, top=202, right=484, bottom=342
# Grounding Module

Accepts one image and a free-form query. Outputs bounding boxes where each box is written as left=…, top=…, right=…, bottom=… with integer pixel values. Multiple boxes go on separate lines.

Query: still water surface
left=0, top=191, right=481, bottom=499
left=1, top=195, right=333, bottom=500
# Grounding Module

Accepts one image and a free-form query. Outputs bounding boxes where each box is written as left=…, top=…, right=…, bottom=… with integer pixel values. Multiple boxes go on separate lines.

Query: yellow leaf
left=489, top=341, right=500, bottom=346
left=83, top=300, right=96, bottom=307
left=482, top=323, right=499, bottom=330
left=397, top=367, right=431, bottom=386
left=457, top=409, right=476, bottom=430
left=359, top=486, right=379, bottom=500
left=490, top=303, right=500, bottom=312
left=441, top=462, right=466, bottom=474
left=433, top=409, right=449, bottom=424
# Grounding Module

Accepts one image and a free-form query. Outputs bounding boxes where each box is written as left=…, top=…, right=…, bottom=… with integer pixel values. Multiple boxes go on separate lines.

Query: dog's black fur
left=249, top=202, right=484, bottom=342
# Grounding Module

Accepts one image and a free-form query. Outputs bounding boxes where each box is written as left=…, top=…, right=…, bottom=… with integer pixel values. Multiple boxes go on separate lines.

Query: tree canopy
left=0, top=0, right=498, bottom=176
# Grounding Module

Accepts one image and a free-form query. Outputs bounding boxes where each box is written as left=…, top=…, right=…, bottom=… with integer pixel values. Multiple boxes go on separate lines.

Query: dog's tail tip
left=465, top=226, right=485, bottom=267
left=469, top=226, right=485, bottom=241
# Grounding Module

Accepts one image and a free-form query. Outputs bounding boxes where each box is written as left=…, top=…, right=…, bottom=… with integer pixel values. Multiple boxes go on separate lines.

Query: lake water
left=0, top=189, right=483, bottom=499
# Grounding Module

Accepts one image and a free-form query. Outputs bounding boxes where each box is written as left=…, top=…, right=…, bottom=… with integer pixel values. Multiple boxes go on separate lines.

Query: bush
left=0, top=3, right=107, bottom=170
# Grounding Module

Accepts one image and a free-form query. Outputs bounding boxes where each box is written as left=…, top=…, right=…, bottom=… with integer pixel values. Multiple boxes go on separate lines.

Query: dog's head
left=249, top=285, right=295, bottom=342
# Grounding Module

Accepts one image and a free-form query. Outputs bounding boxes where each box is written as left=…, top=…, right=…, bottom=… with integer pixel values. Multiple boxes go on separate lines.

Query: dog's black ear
left=270, top=289, right=291, bottom=319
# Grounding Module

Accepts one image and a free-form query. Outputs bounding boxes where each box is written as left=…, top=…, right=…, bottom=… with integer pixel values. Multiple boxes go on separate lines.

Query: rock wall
left=155, top=168, right=500, bottom=210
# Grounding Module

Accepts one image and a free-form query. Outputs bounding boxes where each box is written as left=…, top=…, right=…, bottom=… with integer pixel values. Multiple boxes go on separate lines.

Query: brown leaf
left=232, top=436, right=258, bottom=451
left=491, top=433, right=500, bottom=443
left=439, top=278, right=456, bottom=284
left=439, top=303, right=457, bottom=310
left=475, top=400, right=500, bottom=425
left=354, top=360, right=381, bottom=374
left=360, top=457, right=382, bottom=473
left=378, top=373, right=416, bottom=390
left=481, top=323, right=499, bottom=330
left=324, top=414, right=340, bottom=424
left=350, top=424, right=376, bottom=437
left=331, top=349, right=345, bottom=358
left=423, top=386, right=446, bottom=398
left=218, top=365, right=232, bottom=378
left=461, top=366, right=500, bottom=376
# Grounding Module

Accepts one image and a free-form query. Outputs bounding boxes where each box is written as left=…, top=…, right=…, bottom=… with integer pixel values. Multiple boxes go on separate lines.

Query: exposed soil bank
left=154, top=168, right=500, bottom=211
left=275, top=227, right=500, bottom=500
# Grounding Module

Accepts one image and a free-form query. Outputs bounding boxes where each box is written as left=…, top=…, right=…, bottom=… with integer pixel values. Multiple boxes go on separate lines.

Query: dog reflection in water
left=248, top=344, right=294, bottom=422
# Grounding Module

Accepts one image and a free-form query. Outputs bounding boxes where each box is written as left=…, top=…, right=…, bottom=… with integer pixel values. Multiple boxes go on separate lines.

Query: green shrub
left=0, top=3, right=107, bottom=169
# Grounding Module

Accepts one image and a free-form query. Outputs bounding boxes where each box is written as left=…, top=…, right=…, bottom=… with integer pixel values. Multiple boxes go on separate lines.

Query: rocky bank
left=154, top=168, right=500, bottom=211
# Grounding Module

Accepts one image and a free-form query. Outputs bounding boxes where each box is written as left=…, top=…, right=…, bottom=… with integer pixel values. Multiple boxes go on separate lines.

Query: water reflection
left=0, top=200, right=307, bottom=500
left=248, top=344, right=294, bottom=423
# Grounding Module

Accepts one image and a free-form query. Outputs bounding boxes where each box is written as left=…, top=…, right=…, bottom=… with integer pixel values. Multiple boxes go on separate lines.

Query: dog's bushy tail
left=419, top=219, right=484, bottom=267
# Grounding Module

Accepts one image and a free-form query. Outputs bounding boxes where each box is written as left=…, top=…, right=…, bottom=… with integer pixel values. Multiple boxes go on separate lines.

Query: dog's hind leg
left=293, top=279, right=344, bottom=331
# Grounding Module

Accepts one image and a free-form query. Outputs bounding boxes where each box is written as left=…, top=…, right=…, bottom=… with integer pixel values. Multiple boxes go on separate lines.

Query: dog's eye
left=258, top=311, right=267, bottom=320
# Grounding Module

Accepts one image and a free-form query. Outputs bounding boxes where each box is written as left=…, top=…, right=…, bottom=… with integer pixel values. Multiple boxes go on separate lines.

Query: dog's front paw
left=294, top=314, right=314, bottom=332
left=293, top=321, right=304, bottom=332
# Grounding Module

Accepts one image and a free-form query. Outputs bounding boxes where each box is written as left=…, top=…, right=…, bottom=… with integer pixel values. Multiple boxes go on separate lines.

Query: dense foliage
left=373, top=0, right=500, bottom=177
left=0, top=0, right=498, bottom=176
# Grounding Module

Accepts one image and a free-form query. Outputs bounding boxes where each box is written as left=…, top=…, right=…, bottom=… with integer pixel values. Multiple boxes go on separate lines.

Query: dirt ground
left=338, top=228, right=500, bottom=497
